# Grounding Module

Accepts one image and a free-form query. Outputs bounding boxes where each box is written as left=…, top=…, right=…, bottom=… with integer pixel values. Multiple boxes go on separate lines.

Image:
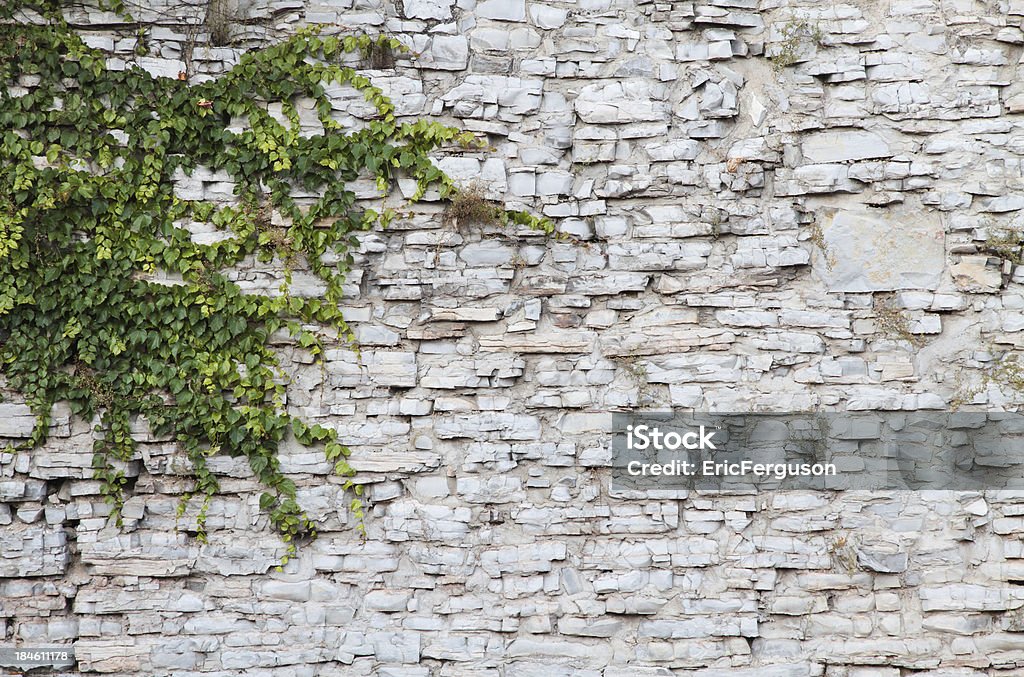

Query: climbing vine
left=0, top=2, right=553, bottom=563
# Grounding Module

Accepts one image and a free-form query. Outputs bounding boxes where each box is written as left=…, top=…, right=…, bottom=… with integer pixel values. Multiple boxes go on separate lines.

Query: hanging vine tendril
left=0, top=3, right=554, bottom=564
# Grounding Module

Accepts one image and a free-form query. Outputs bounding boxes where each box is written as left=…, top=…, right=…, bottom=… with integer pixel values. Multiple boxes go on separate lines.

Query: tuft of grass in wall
left=769, top=18, right=825, bottom=71
left=981, top=228, right=1024, bottom=265
left=947, top=351, right=1024, bottom=411
left=873, top=294, right=924, bottom=348
left=950, top=349, right=1024, bottom=410
left=806, top=219, right=836, bottom=271
left=615, top=355, right=661, bottom=406
left=444, top=184, right=504, bottom=229
left=949, top=368, right=984, bottom=410
left=985, top=353, right=1024, bottom=398
left=828, top=534, right=860, bottom=574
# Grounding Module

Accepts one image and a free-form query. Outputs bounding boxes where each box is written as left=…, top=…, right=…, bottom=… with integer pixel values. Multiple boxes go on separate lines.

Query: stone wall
left=5, top=0, right=1024, bottom=674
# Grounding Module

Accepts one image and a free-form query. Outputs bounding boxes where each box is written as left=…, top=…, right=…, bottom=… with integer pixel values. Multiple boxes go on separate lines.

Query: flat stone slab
left=814, top=207, right=945, bottom=292
left=801, top=130, right=892, bottom=164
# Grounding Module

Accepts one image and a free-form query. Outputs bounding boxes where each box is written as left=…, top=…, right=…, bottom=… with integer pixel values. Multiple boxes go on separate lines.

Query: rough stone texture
left=5, top=0, right=1024, bottom=675
left=814, top=206, right=946, bottom=292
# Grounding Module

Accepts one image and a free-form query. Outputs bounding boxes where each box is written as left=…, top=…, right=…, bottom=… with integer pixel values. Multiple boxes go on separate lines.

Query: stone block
left=801, top=130, right=892, bottom=164
left=404, top=0, right=454, bottom=19
left=813, top=206, right=944, bottom=291
left=477, top=0, right=526, bottom=21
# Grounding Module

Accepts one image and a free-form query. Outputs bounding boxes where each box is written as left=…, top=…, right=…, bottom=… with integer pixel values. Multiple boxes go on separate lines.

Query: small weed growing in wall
left=873, top=295, right=924, bottom=347
left=704, top=207, right=726, bottom=239
left=950, top=350, right=1024, bottom=409
left=615, top=355, right=662, bottom=407
left=981, top=228, right=1024, bottom=265
left=444, top=183, right=559, bottom=236
left=948, top=368, right=983, bottom=410
left=444, top=184, right=504, bottom=228
left=828, top=534, right=860, bottom=574
left=806, top=219, right=836, bottom=271
left=984, top=353, right=1024, bottom=400
left=621, top=357, right=648, bottom=384
left=769, top=18, right=825, bottom=71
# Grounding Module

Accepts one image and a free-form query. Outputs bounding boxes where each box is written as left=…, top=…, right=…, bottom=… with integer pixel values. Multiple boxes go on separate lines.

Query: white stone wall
left=5, top=0, right=1024, bottom=674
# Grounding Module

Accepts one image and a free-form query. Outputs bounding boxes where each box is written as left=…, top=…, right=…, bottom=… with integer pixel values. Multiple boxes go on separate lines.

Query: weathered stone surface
left=575, top=82, right=671, bottom=124
left=813, top=207, right=945, bottom=291
left=476, top=0, right=526, bottom=22
left=427, top=35, right=469, bottom=70
left=403, top=0, right=454, bottom=20
left=951, top=255, right=1002, bottom=292
left=801, top=131, right=892, bottom=164
left=0, top=526, right=69, bottom=577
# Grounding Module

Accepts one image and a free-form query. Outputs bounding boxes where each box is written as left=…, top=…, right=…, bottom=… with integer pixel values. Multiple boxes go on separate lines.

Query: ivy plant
left=0, top=3, right=553, bottom=563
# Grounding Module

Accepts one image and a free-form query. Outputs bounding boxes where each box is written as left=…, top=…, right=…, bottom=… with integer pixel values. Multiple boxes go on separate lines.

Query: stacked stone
left=7, top=0, right=1024, bottom=674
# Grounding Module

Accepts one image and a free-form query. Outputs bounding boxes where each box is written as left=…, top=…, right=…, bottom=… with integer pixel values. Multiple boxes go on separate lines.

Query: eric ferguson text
left=626, top=459, right=837, bottom=479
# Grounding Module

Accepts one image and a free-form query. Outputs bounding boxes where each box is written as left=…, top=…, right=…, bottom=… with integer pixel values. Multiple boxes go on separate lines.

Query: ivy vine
left=0, top=3, right=553, bottom=564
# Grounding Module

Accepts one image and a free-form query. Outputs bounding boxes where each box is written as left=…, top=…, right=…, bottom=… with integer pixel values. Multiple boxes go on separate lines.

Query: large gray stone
left=429, top=35, right=469, bottom=70
left=477, top=0, right=526, bottom=21
left=801, top=130, right=892, bottom=164
left=0, top=404, right=37, bottom=437
left=404, top=0, right=454, bottom=19
left=813, top=206, right=945, bottom=291
left=529, top=4, right=567, bottom=28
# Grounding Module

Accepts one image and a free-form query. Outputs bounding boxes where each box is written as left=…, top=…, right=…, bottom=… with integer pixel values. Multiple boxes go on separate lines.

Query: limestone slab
left=813, top=207, right=945, bottom=292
